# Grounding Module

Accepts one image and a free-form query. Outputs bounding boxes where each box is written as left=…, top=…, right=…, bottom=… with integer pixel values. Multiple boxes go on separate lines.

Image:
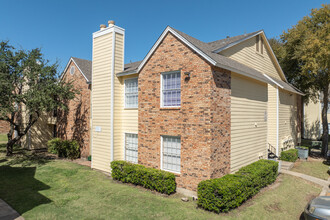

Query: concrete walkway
left=280, top=170, right=329, bottom=187
left=0, top=199, right=24, bottom=220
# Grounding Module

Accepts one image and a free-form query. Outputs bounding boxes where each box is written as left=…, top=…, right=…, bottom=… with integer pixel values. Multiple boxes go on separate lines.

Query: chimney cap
left=100, top=24, right=106, bottom=30
left=108, top=20, right=115, bottom=26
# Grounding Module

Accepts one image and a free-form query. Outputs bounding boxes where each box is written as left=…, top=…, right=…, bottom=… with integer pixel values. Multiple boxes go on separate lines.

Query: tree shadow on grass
left=0, top=166, right=52, bottom=215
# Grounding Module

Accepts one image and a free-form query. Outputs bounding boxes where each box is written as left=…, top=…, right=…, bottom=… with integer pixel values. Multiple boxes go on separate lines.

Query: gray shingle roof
left=207, top=30, right=261, bottom=51
left=71, top=57, right=92, bottom=82
left=116, top=26, right=302, bottom=95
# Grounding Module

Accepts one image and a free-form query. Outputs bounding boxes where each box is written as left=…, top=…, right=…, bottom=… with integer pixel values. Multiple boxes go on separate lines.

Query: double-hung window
left=161, top=71, right=181, bottom=107
left=125, top=78, right=138, bottom=108
left=125, top=133, right=138, bottom=163
left=161, top=136, right=181, bottom=173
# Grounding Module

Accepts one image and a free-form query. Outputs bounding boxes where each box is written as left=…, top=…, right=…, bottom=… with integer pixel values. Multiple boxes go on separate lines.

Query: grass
left=291, top=160, right=330, bottom=180
left=0, top=133, right=7, bottom=144
left=0, top=144, right=322, bottom=220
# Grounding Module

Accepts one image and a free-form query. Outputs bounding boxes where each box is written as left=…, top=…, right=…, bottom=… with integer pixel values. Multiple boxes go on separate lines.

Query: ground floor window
left=161, top=136, right=181, bottom=173
left=125, top=133, right=138, bottom=163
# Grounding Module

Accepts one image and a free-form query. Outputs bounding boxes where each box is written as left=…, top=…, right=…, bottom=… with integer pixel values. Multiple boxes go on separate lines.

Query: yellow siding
left=267, top=84, right=277, bottom=151
left=279, top=89, right=298, bottom=150
left=303, top=99, right=321, bottom=140
left=231, top=73, right=268, bottom=172
left=220, top=36, right=284, bottom=81
left=114, top=74, right=139, bottom=161
left=113, top=32, right=138, bottom=161
left=92, top=33, right=113, bottom=172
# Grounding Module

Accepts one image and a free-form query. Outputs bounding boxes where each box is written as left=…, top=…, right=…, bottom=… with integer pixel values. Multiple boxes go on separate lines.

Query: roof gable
left=118, top=26, right=301, bottom=95
left=61, top=57, right=92, bottom=82
left=215, top=31, right=288, bottom=82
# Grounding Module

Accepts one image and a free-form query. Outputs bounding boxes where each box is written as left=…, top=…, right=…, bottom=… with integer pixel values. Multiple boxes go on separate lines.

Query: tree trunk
left=321, top=84, right=329, bottom=157
left=6, top=127, right=14, bottom=156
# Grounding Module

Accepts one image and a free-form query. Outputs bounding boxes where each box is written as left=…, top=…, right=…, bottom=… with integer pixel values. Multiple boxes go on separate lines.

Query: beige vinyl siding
left=267, top=84, right=277, bottom=151
left=113, top=74, right=139, bottom=161
left=231, top=73, right=268, bottom=172
left=279, top=89, right=298, bottom=150
left=220, top=36, right=284, bottom=81
left=113, top=33, right=138, bottom=161
left=303, top=99, right=321, bottom=140
left=92, top=33, right=113, bottom=172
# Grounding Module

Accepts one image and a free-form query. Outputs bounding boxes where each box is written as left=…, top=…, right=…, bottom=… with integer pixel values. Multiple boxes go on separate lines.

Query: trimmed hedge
left=197, top=159, right=278, bottom=213
left=47, top=138, right=80, bottom=159
left=280, top=149, right=298, bottom=162
left=111, top=161, right=176, bottom=195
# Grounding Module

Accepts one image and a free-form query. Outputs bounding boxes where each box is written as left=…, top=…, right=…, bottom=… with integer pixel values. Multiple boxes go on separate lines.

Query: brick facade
left=138, top=33, right=231, bottom=191
left=57, top=62, right=91, bottom=158
left=0, top=120, right=10, bottom=134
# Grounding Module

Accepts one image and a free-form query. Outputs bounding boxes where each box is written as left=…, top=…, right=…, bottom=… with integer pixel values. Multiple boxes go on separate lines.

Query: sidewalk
left=280, top=169, right=330, bottom=196
left=0, top=199, right=24, bottom=220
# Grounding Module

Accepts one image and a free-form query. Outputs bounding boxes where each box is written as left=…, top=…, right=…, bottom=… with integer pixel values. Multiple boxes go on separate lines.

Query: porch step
left=280, top=161, right=294, bottom=170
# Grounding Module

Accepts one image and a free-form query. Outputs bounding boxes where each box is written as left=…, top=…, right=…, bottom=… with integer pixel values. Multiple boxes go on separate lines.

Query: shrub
left=111, top=161, right=176, bottom=195
left=47, top=138, right=80, bottom=159
left=47, top=138, right=66, bottom=157
left=197, top=159, right=278, bottom=213
left=64, top=140, right=80, bottom=159
left=280, top=149, right=298, bottom=162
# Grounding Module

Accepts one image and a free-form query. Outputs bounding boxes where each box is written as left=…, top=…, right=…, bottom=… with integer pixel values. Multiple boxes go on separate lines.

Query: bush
left=280, top=149, right=298, bottom=162
left=197, top=159, right=278, bottom=213
left=47, top=138, right=80, bottom=159
left=47, top=138, right=66, bottom=157
left=111, top=161, right=176, bottom=195
left=64, top=140, right=80, bottom=159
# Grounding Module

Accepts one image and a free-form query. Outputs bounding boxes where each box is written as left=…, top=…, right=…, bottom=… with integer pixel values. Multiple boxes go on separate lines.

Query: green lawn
left=291, top=160, right=330, bottom=180
left=0, top=133, right=7, bottom=144
left=0, top=144, right=321, bottom=220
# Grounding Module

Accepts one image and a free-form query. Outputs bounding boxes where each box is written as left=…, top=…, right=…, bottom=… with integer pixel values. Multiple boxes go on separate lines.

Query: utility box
left=297, top=148, right=308, bottom=160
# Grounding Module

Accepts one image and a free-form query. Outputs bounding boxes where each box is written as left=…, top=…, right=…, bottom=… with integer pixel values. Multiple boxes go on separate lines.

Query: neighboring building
left=57, top=57, right=92, bottom=157
left=91, top=21, right=303, bottom=191
left=303, top=93, right=330, bottom=140
left=20, top=57, right=92, bottom=156
left=0, top=120, right=9, bottom=134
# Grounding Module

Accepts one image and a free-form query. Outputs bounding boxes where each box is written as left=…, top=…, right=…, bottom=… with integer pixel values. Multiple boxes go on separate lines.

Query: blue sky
left=0, top=0, right=327, bottom=72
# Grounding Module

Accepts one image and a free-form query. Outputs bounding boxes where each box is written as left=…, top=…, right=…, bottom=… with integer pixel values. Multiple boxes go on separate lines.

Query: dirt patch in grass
left=264, top=202, right=282, bottom=212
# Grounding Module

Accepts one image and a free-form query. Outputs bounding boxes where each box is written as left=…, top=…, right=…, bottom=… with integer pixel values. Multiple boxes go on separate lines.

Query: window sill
left=161, top=168, right=181, bottom=176
left=160, top=107, right=181, bottom=110
left=124, top=107, right=138, bottom=110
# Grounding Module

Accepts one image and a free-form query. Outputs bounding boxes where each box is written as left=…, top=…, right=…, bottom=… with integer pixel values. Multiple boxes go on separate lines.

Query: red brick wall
left=57, top=62, right=91, bottom=158
left=0, top=120, right=10, bottom=134
left=138, top=33, right=231, bottom=191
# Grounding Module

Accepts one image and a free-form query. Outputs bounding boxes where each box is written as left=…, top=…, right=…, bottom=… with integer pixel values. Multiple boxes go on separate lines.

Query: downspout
left=111, top=29, right=116, bottom=162
left=276, top=87, right=279, bottom=156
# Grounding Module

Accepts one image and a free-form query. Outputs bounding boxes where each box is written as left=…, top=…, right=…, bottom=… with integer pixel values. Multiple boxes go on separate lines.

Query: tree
left=269, top=4, right=330, bottom=156
left=0, top=41, right=76, bottom=156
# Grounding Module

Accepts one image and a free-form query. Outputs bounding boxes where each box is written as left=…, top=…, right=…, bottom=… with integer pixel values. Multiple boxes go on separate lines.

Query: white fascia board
left=263, top=74, right=284, bottom=89
left=60, top=58, right=90, bottom=83
left=215, top=62, right=272, bottom=85
left=213, top=31, right=263, bottom=53
left=260, top=32, right=288, bottom=83
left=137, top=26, right=216, bottom=73
left=93, top=25, right=125, bottom=39
left=117, top=70, right=138, bottom=77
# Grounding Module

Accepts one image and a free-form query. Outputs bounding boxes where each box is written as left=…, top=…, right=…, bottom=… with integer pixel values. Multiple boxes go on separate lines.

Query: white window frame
left=124, top=77, right=138, bottom=109
left=124, top=132, right=138, bottom=164
left=160, top=135, right=181, bottom=174
left=160, top=71, right=181, bottom=108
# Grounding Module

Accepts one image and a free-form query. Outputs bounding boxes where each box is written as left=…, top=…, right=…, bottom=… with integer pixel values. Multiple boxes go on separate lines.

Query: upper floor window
left=125, top=78, right=138, bottom=108
left=256, top=35, right=263, bottom=55
left=161, top=71, right=181, bottom=107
